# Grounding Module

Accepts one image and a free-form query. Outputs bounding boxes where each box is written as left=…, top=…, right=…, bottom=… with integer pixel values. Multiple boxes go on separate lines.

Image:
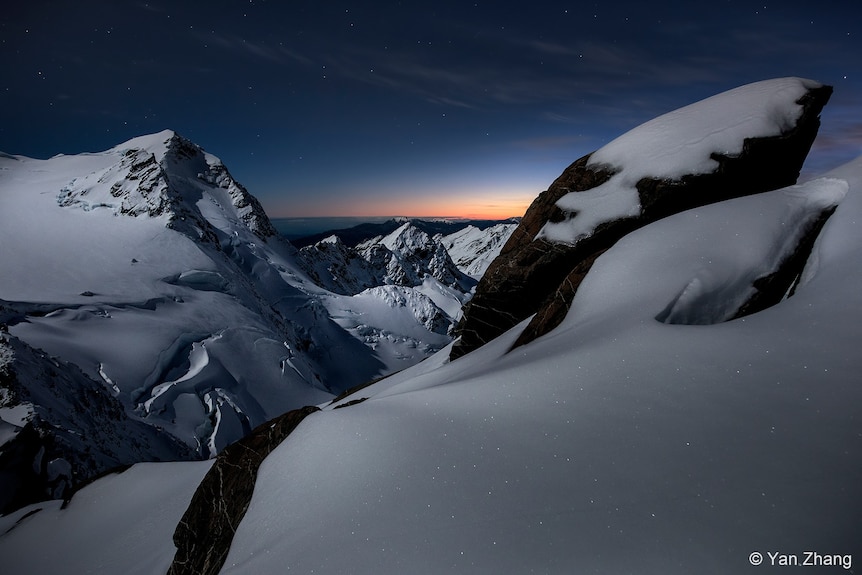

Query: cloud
left=525, top=40, right=582, bottom=57
left=195, top=30, right=314, bottom=67
left=812, top=121, right=862, bottom=152
left=509, top=135, right=589, bottom=151
left=135, top=2, right=163, bottom=13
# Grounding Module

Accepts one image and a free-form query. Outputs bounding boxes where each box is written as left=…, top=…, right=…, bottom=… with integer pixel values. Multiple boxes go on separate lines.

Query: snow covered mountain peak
left=56, top=129, right=277, bottom=243
left=355, top=221, right=471, bottom=290
left=110, top=128, right=177, bottom=158
left=378, top=221, right=433, bottom=251
left=1, top=129, right=510, bottom=510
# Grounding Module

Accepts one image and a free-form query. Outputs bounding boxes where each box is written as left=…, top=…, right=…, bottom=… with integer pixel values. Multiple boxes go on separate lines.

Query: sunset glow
left=271, top=191, right=534, bottom=220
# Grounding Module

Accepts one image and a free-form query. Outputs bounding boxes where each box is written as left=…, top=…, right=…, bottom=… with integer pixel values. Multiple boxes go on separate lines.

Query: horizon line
left=269, top=214, right=522, bottom=221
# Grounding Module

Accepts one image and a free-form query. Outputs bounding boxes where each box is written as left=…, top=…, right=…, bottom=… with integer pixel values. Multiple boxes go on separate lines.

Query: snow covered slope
left=26, top=158, right=855, bottom=575
left=0, top=460, right=212, bottom=575
left=218, top=160, right=862, bottom=575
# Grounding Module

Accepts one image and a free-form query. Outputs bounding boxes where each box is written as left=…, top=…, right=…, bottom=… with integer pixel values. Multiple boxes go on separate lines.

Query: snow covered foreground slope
left=2, top=79, right=861, bottom=573
left=218, top=79, right=860, bottom=573
left=218, top=164, right=862, bottom=574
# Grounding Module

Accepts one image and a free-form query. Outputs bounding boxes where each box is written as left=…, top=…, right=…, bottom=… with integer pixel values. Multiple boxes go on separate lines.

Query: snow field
left=222, top=157, right=862, bottom=573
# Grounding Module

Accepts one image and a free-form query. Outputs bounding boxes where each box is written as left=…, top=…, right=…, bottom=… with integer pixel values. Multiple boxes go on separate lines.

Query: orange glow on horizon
left=271, top=192, right=535, bottom=220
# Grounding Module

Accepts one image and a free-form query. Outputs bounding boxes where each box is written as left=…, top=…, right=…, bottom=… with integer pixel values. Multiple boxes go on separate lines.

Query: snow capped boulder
left=452, top=77, right=833, bottom=359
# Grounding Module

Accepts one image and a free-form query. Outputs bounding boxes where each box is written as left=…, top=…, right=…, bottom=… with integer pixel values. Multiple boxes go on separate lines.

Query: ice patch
left=143, top=340, right=211, bottom=414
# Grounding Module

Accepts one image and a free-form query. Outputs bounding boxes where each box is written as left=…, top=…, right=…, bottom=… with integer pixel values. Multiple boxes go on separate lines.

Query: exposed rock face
left=57, top=130, right=277, bottom=244
left=297, top=235, right=380, bottom=295
left=298, top=222, right=475, bottom=295
left=451, top=81, right=832, bottom=359
left=168, top=405, right=320, bottom=575
left=439, top=222, right=519, bottom=279
left=0, top=331, right=191, bottom=515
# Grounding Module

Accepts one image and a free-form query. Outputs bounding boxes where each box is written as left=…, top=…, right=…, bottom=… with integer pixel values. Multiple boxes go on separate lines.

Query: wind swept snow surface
left=221, top=157, right=862, bottom=574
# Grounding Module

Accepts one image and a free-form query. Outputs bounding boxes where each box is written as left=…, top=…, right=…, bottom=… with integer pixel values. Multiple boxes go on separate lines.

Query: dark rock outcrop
left=168, top=405, right=320, bottom=575
left=450, top=81, right=832, bottom=359
left=297, top=222, right=476, bottom=296
left=0, top=332, right=192, bottom=515
left=728, top=206, right=838, bottom=321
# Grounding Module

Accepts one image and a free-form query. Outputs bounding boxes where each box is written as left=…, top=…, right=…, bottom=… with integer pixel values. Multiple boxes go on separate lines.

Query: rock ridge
left=451, top=81, right=832, bottom=359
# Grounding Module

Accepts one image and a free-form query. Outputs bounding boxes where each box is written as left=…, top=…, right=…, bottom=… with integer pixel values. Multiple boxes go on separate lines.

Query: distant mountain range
left=288, top=216, right=520, bottom=249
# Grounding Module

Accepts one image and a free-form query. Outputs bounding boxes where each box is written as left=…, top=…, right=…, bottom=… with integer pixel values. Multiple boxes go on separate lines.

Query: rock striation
left=451, top=79, right=832, bottom=359
left=168, top=405, right=321, bottom=575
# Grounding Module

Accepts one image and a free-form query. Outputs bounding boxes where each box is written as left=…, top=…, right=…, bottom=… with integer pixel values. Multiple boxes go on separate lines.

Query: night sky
left=2, top=1, right=860, bottom=219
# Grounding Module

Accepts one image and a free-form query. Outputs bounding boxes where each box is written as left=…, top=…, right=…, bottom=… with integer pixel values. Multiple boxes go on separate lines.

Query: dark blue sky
left=2, top=1, right=860, bottom=218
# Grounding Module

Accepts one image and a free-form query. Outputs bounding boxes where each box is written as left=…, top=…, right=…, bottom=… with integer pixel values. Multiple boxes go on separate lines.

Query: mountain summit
left=57, top=130, right=277, bottom=242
